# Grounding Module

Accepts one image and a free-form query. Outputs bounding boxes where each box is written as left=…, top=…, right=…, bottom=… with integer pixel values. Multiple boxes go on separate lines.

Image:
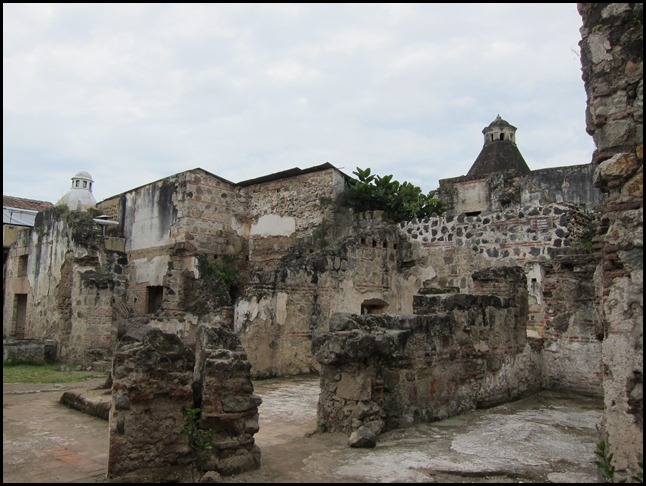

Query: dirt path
left=3, top=375, right=603, bottom=483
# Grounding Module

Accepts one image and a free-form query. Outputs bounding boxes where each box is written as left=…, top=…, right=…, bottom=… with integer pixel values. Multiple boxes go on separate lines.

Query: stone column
left=578, top=3, right=643, bottom=480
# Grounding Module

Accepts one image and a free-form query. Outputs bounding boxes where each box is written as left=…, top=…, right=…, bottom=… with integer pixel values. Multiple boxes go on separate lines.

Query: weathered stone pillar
left=196, top=324, right=262, bottom=475
left=108, top=327, right=195, bottom=482
left=107, top=321, right=261, bottom=482
left=578, top=3, right=643, bottom=480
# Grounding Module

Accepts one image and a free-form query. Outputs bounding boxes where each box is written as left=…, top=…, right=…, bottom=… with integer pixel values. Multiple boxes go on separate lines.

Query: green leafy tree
left=343, top=167, right=445, bottom=221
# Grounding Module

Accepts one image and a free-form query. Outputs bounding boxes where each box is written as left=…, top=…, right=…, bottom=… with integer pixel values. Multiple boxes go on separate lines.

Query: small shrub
left=341, top=167, right=445, bottom=222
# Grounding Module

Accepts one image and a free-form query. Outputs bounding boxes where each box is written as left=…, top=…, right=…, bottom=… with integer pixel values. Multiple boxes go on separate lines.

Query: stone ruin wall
left=578, top=2, right=643, bottom=479
left=438, top=163, right=605, bottom=217
left=96, top=169, right=249, bottom=345
left=3, top=227, right=31, bottom=339
left=4, top=170, right=606, bottom=397
left=104, top=169, right=246, bottom=319
left=2, top=208, right=127, bottom=365
left=108, top=323, right=260, bottom=482
left=313, top=267, right=541, bottom=445
left=233, top=198, right=604, bottom=391
left=239, top=167, right=347, bottom=271
left=235, top=213, right=437, bottom=378
left=400, top=203, right=603, bottom=397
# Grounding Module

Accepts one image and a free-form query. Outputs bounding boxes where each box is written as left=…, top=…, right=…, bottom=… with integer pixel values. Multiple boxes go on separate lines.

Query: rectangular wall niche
left=13, top=294, right=28, bottom=338
left=146, top=286, right=164, bottom=314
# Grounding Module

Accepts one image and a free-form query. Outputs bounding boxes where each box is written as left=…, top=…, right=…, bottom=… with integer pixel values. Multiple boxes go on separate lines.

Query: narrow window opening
left=13, top=294, right=28, bottom=339
left=500, top=133, right=505, bottom=140
left=17, top=255, right=29, bottom=278
left=147, top=286, right=164, bottom=313
left=83, top=181, right=88, bottom=188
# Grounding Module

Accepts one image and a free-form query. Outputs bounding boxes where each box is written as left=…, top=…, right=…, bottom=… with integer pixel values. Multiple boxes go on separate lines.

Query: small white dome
left=73, top=171, right=94, bottom=182
left=56, top=170, right=97, bottom=211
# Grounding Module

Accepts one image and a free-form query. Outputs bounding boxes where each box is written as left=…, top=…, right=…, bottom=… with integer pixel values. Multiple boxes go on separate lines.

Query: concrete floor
left=3, top=375, right=604, bottom=483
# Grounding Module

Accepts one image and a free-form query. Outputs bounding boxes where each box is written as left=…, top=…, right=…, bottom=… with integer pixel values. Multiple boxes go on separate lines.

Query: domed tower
left=466, top=115, right=531, bottom=178
left=56, top=171, right=97, bottom=211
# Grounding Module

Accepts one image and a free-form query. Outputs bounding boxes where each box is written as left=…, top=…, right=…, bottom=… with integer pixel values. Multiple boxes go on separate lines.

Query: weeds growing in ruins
left=196, top=254, right=239, bottom=299
left=181, top=407, right=213, bottom=482
left=595, top=440, right=644, bottom=483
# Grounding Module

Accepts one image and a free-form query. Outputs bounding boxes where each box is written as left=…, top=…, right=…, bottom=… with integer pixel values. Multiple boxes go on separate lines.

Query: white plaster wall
left=231, top=215, right=250, bottom=238
left=125, top=189, right=175, bottom=252
left=275, top=292, right=288, bottom=325
left=526, top=263, right=544, bottom=306
left=133, top=255, right=170, bottom=285
left=234, top=295, right=274, bottom=333
left=250, top=214, right=296, bottom=237
left=455, top=180, right=488, bottom=214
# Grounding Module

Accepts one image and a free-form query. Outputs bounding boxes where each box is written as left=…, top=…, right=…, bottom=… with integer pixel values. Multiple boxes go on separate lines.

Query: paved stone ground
left=3, top=375, right=604, bottom=483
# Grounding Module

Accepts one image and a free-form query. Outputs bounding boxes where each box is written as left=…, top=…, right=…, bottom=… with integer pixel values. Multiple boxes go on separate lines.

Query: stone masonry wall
left=105, top=169, right=246, bottom=319
left=438, top=164, right=605, bottom=216
left=240, top=167, right=346, bottom=271
left=540, top=248, right=602, bottom=397
left=2, top=208, right=127, bottom=365
left=312, top=267, right=541, bottom=445
left=578, top=3, right=643, bottom=480
left=3, top=227, right=32, bottom=339
left=400, top=204, right=595, bottom=288
left=401, top=204, right=603, bottom=397
left=108, top=323, right=260, bottom=482
left=108, top=328, right=196, bottom=482
left=235, top=214, right=429, bottom=378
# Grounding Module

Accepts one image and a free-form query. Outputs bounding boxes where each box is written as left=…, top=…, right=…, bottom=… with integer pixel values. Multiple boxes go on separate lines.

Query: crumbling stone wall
left=108, top=323, right=260, bottom=482
left=313, top=267, right=541, bottom=446
left=3, top=339, right=57, bottom=364
left=235, top=213, right=430, bottom=378
left=3, top=227, right=31, bottom=339
left=2, top=208, right=126, bottom=365
left=98, top=169, right=247, bottom=320
left=578, top=3, right=643, bottom=479
left=540, top=248, right=603, bottom=397
left=438, top=164, right=605, bottom=216
left=108, top=328, right=196, bottom=482
left=240, top=165, right=347, bottom=271
left=400, top=204, right=596, bottom=292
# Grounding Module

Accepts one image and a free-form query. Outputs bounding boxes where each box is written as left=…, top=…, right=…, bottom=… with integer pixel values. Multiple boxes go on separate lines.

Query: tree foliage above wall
left=342, top=167, right=446, bottom=221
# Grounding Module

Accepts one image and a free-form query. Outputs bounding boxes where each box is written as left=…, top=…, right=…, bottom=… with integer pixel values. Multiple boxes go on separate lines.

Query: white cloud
left=3, top=3, right=596, bottom=204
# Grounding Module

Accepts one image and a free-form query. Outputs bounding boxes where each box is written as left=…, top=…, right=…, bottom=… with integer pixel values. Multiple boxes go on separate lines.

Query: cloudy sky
left=3, top=3, right=595, bottom=205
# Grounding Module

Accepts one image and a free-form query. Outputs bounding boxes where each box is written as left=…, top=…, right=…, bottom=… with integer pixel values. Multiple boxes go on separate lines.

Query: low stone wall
left=3, top=339, right=58, bottom=364
left=312, top=267, right=541, bottom=446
